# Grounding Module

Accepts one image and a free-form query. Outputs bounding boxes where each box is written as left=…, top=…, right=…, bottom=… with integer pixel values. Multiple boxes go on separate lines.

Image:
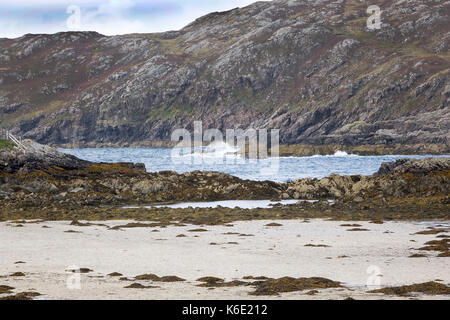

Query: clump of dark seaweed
left=420, top=239, right=450, bottom=251
left=196, top=277, right=246, bottom=288
left=368, top=282, right=450, bottom=296
left=265, top=223, right=283, bottom=227
left=70, top=220, right=107, bottom=227
left=66, top=268, right=92, bottom=273
left=0, top=291, right=41, bottom=300
left=248, top=277, right=342, bottom=296
left=408, top=253, right=426, bottom=258
left=110, top=222, right=162, bottom=230
left=197, top=277, right=224, bottom=283
left=124, top=283, right=159, bottom=289
left=415, top=228, right=448, bottom=235
left=134, top=274, right=185, bottom=282
left=0, top=285, right=14, bottom=294
left=304, top=244, right=331, bottom=248
left=415, top=238, right=450, bottom=257
left=188, top=228, right=208, bottom=232
left=243, top=276, right=270, bottom=280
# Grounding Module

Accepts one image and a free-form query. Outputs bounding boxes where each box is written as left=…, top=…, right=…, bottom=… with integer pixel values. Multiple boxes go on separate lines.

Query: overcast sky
left=0, top=0, right=262, bottom=39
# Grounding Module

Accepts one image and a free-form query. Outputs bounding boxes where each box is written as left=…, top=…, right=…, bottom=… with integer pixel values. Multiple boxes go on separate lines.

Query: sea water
left=59, top=146, right=448, bottom=182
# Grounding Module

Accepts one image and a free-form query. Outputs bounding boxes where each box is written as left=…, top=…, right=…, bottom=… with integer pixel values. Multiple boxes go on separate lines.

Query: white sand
left=0, top=219, right=449, bottom=300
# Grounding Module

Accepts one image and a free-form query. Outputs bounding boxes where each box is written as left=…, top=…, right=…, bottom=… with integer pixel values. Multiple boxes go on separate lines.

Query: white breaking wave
left=333, top=150, right=351, bottom=157
left=203, top=141, right=241, bottom=156
left=177, top=141, right=241, bottom=159
left=310, top=150, right=357, bottom=158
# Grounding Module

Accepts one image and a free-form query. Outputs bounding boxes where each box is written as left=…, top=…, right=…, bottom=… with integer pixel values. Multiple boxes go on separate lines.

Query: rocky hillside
left=0, top=0, right=449, bottom=147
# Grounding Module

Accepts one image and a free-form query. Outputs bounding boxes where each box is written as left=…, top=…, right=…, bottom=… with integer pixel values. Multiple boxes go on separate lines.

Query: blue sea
left=59, top=145, right=449, bottom=182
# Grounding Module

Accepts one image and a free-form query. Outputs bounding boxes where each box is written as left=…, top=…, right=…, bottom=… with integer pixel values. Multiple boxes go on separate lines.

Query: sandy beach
left=1, top=218, right=449, bottom=300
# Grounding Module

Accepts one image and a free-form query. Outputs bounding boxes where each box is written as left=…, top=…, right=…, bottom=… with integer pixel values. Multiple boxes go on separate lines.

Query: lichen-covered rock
left=286, top=158, right=450, bottom=200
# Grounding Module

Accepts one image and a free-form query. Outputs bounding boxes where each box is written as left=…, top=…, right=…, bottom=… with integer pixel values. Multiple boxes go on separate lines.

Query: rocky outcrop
left=0, top=142, right=282, bottom=204
left=375, top=158, right=450, bottom=176
left=0, top=139, right=448, bottom=212
left=0, top=165, right=282, bottom=205
left=0, top=140, right=92, bottom=173
left=0, top=0, right=448, bottom=148
left=286, top=158, right=450, bottom=200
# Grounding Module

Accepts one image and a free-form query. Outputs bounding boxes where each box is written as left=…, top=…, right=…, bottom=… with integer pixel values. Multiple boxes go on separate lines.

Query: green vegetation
left=0, top=139, right=16, bottom=151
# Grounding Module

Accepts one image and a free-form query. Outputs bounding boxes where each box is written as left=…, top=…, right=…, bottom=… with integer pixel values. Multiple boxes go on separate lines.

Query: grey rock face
left=0, top=141, right=92, bottom=173
left=0, top=0, right=448, bottom=147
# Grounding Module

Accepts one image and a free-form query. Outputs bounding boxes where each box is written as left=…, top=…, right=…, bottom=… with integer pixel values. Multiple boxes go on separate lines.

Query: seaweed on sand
left=134, top=274, right=185, bottom=282
left=265, top=223, right=283, bottom=227
left=196, top=277, right=246, bottom=288
left=408, top=253, right=427, bottom=258
left=109, top=222, right=163, bottom=230
left=416, top=238, right=450, bottom=257
left=197, top=277, right=224, bottom=283
left=66, top=268, right=92, bottom=273
left=70, top=220, right=107, bottom=227
left=421, top=239, right=450, bottom=250
left=124, top=283, right=159, bottom=289
left=243, top=276, right=270, bottom=280
left=304, top=244, right=331, bottom=248
left=188, top=228, right=208, bottom=232
left=368, top=282, right=450, bottom=296
left=0, top=285, right=14, bottom=294
left=437, top=251, right=450, bottom=257
left=0, top=291, right=41, bottom=300
left=248, top=277, right=342, bottom=296
left=306, top=290, right=319, bottom=295
left=415, top=229, right=448, bottom=235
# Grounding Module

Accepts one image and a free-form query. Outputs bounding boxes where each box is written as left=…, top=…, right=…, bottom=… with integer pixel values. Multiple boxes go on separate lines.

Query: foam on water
left=174, top=142, right=241, bottom=162
left=310, top=150, right=356, bottom=158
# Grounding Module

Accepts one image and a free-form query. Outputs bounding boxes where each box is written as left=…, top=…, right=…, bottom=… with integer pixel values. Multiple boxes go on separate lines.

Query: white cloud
left=0, top=0, right=263, bottom=38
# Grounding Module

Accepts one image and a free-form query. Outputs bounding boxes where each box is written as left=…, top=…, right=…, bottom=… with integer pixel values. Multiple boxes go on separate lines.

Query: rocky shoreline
left=276, top=143, right=450, bottom=157
left=0, top=141, right=449, bottom=223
